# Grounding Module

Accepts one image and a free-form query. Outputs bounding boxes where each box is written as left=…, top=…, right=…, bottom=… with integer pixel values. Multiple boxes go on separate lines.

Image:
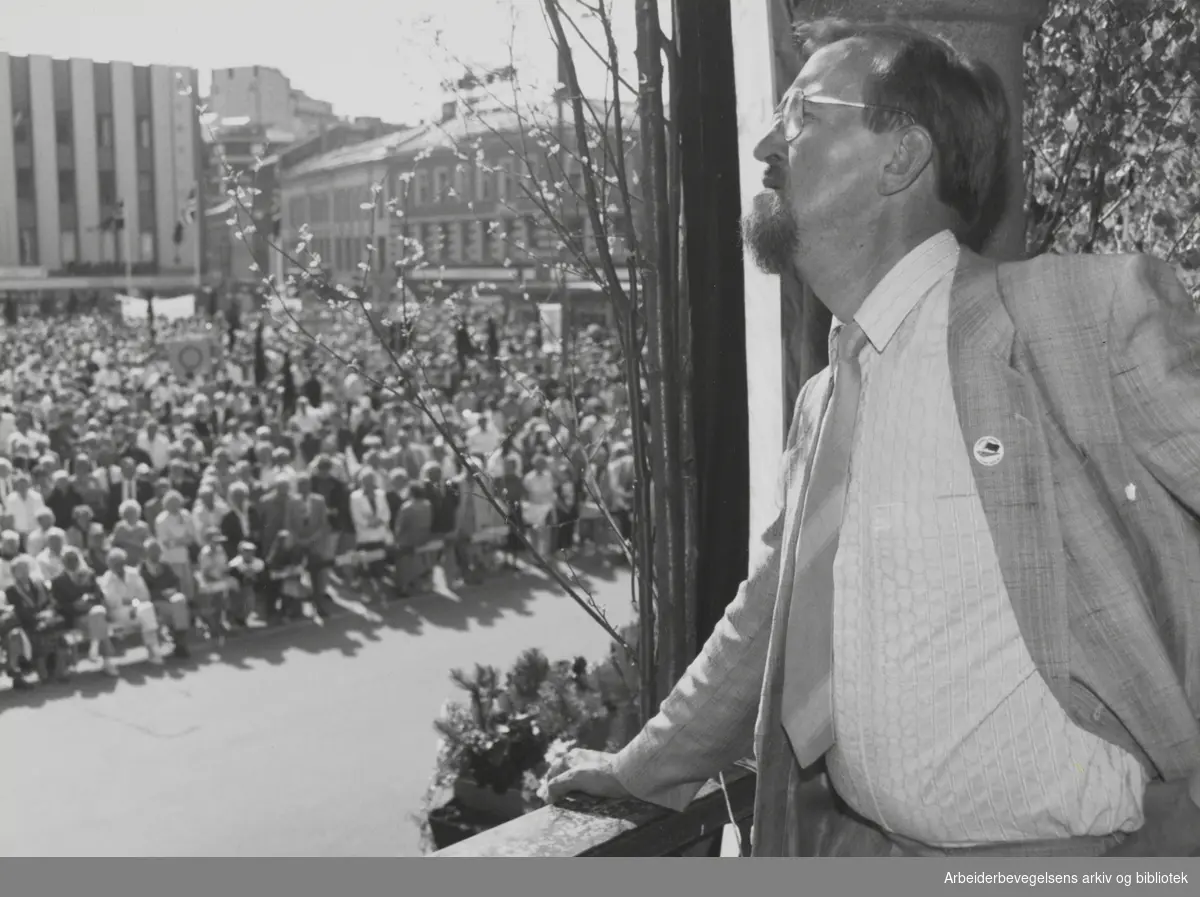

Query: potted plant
left=418, top=646, right=633, bottom=851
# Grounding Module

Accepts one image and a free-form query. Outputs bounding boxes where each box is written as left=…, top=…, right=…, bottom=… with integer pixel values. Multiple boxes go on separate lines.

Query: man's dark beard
left=740, top=191, right=799, bottom=275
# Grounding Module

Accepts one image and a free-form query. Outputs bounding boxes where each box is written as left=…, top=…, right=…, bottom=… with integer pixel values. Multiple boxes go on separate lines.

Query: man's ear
left=879, top=127, right=935, bottom=197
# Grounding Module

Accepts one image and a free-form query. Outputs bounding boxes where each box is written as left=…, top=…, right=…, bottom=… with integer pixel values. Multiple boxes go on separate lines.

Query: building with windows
left=278, top=100, right=632, bottom=328
left=207, top=66, right=339, bottom=144
left=0, top=52, right=204, bottom=295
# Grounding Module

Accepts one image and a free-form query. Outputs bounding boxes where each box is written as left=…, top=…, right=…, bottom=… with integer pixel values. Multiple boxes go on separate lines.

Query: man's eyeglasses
left=773, top=91, right=916, bottom=142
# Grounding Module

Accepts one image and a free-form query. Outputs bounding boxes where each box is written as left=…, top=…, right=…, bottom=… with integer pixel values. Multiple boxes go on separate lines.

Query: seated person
left=4, top=554, right=70, bottom=686
left=138, top=539, right=191, bottom=659
left=34, top=527, right=69, bottom=582
left=111, top=499, right=152, bottom=567
left=265, top=529, right=308, bottom=622
left=50, top=547, right=112, bottom=675
left=195, top=527, right=235, bottom=638
left=228, top=540, right=266, bottom=626
left=96, top=547, right=165, bottom=666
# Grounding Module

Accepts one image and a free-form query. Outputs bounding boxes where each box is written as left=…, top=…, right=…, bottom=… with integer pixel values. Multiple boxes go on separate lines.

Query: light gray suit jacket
left=611, top=249, right=1200, bottom=856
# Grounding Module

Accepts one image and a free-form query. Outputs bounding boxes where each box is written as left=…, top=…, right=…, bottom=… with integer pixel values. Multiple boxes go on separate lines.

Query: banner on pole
left=118, top=293, right=196, bottom=322
left=164, top=335, right=218, bottom=380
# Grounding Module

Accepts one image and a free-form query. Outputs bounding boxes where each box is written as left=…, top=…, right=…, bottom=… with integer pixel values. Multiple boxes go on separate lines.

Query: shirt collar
left=841, top=230, right=960, bottom=355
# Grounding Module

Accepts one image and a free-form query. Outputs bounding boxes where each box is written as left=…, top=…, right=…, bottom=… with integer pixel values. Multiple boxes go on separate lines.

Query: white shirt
left=467, top=426, right=501, bottom=457
left=139, top=431, right=173, bottom=471
left=98, top=567, right=153, bottom=619
left=824, top=231, right=1144, bottom=846
left=349, top=487, right=392, bottom=544
left=5, top=488, right=46, bottom=534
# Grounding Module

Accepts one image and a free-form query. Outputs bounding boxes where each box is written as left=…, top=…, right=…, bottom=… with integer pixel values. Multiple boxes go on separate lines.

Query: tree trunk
left=636, top=0, right=694, bottom=698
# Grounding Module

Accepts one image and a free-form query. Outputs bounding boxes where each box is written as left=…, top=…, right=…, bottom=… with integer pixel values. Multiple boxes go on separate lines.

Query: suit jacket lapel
left=947, top=250, right=1071, bottom=701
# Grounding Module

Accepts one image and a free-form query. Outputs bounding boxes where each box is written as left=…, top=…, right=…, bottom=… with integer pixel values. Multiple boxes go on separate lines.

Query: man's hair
left=793, top=17, right=1009, bottom=246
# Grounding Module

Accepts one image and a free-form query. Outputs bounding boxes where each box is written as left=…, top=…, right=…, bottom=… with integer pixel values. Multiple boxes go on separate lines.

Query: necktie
left=781, top=320, right=869, bottom=768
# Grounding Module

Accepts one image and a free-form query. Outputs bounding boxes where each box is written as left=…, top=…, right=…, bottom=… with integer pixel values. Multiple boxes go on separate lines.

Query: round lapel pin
left=973, top=435, right=1004, bottom=467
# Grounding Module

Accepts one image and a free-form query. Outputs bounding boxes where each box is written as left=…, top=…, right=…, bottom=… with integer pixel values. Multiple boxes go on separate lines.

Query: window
left=433, top=167, right=450, bottom=201
left=56, top=110, right=73, bottom=145
left=97, top=114, right=113, bottom=148
left=453, top=165, right=467, bottom=199
left=98, top=171, right=116, bottom=206
left=140, top=232, right=155, bottom=262
left=16, top=168, right=35, bottom=201
left=138, top=117, right=152, bottom=150
left=58, top=170, right=76, bottom=204
left=101, top=231, right=115, bottom=263
left=488, top=219, right=507, bottom=262
left=12, top=109, right=30, bottom=143
left=18, top=229, right=38, bottom=266
left=425, top=224, right=442, bottom=263
left=375, top=236, right=386, bottom=270
left=60, top=231, right=78, bottom=264
left=467, top=220, right=483, bottom=263
left=413, top=170, right=429, bottom=206
left=447, top=221, right=464, bottom=262
left=495, top=159, right=510, bottom=201
left=478, top=164, right=495, bottom=202
left=138, top=171, right=153, bottom=194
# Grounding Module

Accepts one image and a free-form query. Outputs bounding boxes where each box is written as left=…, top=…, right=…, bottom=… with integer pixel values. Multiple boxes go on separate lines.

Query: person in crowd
left=291, top=472, right=335, bottom=620
left=4, top=470, right=45, bottom=547
left=195, top=527, right=234, bottom=641
left=143, top=478, right=171, bottom=527
left=191, top=483, right=228, bottom=546
left=522, top=454, right=558, bottom=557
left=111, top=500, right=152, bottom=566
left=138, top=538, right=191, bottom=658
left=83, top=523, right=110, bottom=576
left=137, top=420, right=172, bottom=472
left=65, top=503, right=95, bottom=551
left=228, top=540, right=266, bottom=626
left=50, top=546, right=111, bottom=674
left=96, top=547, right=165, bottom=666
left=607, top=443, right=635, bottom=550
left=394, top=481, right=433, bottom=596
left=349, top=468, right=393, bottom=594
left=4, top=554, right=69, bottom=686
left=23, top=506, right=57, bottom=558
left=310, top=454, right=351, bottom=561
left=220, top=480, right=260, bottom=551
left=154, top=490, right=196, bottom=603
left=107, top=457, right=154, bottom=527
left=264, top=529, right=307, bottom=623
left=35, top=527, right=68, bottom=582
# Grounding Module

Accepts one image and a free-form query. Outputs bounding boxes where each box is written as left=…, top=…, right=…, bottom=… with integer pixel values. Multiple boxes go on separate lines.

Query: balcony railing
left=431, top=767, right=755, bottom=857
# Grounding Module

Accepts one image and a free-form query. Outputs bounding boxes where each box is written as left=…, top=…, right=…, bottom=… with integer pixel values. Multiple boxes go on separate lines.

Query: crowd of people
left=0, top=289, right=635, bottom=691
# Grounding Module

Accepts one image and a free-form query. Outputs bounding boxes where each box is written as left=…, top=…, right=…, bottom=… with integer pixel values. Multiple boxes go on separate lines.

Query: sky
left=0, top=0, right=639, bottom=124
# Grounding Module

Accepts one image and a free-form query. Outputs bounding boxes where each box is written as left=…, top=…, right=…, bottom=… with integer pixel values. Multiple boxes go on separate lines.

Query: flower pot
left=452, top=776, right=528, bottom=819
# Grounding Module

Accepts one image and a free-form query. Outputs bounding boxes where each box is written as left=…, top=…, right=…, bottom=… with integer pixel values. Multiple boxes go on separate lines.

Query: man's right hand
left=540, top=748, right=633, bottom=804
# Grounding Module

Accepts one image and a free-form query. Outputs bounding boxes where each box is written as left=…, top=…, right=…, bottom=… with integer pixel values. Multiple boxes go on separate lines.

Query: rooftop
left=284, top=99, right=633, bottom=179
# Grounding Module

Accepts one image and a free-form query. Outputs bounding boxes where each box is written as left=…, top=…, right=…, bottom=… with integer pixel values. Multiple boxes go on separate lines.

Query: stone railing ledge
left=432, top=766, right=756, bottom=858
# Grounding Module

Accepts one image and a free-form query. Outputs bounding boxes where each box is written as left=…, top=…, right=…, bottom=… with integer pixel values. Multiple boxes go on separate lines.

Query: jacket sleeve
left=609, top=379, right=819, bottom=811
left=1108, top=255, right=1200, bottom=517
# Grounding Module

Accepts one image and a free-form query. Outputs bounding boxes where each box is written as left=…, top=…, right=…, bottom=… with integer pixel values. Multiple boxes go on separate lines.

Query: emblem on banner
left=166, top=336, right=217, bottom=380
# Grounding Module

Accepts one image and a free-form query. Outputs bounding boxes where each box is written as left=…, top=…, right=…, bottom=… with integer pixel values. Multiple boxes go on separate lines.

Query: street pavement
left=0, top=561, right=634, bottom=856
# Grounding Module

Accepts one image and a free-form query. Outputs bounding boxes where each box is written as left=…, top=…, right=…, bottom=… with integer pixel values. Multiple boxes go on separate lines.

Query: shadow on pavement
left=0, top=555, right=627, bottom=711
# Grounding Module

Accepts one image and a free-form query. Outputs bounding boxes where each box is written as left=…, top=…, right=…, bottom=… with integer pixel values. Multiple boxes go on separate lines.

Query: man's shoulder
left=997, top=250, right=1169, bottom=309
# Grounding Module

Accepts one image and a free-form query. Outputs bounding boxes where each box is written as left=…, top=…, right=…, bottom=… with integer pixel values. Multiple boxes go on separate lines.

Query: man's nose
left=753, top=123, right=786, bottom=166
